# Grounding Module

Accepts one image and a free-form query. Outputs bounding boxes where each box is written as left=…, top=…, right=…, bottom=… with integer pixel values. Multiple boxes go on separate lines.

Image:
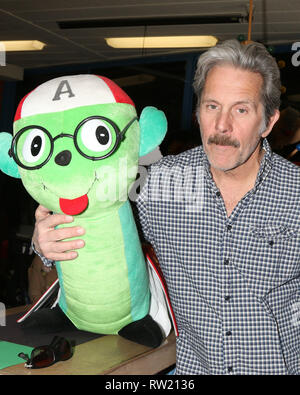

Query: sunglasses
left=18, top=336, right=73, bottom=369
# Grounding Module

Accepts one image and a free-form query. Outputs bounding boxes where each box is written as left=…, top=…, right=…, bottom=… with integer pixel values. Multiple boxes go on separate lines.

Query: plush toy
left=0, top=74, right=168, bottom=347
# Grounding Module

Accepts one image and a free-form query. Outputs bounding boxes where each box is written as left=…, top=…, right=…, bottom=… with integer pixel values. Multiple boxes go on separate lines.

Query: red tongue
left=59, top=194, right=88, bottom=215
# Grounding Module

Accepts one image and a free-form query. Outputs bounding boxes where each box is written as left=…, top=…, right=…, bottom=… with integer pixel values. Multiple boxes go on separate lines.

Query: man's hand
left=32, top=205, right=85, bottom=261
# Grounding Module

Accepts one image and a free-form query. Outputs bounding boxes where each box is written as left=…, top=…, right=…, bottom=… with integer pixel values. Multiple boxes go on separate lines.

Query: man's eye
left=237, top=108, right=247, bottom=114
left=207, top=104, right=218, bottom=110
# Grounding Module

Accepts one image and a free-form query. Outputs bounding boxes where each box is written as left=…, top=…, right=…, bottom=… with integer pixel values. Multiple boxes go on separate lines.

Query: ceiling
left=0, top=0, right=299, bottom=71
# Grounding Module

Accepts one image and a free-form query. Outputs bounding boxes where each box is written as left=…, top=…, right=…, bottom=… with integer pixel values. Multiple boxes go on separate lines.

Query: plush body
left=56, top=200, right=149, bottom=334
left=0, top=75, right=167, bottom=344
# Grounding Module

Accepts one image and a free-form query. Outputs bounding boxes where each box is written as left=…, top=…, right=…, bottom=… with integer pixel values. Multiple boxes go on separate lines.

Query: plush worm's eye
left=96, top=126, right=110, bottom=145
left=80, top=119, right=113, bottom=152
left=22, top=129, right=46, bottom=163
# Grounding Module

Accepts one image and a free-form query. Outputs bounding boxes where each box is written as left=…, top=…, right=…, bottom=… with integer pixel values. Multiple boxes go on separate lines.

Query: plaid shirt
left=136, top=139, right=300, bottom=375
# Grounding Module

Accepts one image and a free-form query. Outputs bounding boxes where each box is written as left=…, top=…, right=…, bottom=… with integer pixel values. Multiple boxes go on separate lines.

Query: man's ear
left=0, top=132, right=21, bottom=178
left=261, top=109, right=280, bottom=138
left=139, top=106, right=167, bottom=157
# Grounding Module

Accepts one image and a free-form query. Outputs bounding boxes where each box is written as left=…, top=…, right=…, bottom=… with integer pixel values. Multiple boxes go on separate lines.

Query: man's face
left=198, top=65, right=277, bottom=172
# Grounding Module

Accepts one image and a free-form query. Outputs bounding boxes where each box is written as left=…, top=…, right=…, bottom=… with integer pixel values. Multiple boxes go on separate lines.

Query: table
left=0, top=305, right=176, bottom=375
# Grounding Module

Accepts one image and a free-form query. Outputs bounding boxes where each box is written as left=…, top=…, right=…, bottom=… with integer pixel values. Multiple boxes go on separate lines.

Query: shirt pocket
left=250, top=225, right=300, bottom=284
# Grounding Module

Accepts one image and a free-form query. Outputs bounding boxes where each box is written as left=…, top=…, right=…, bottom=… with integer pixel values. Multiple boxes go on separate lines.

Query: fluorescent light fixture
left=0, top=40, right=46, bottom=51
left=105, top=36, right=218, bottom=49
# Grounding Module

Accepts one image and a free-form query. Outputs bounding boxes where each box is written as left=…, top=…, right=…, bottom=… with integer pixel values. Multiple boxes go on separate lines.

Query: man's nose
left=215, top=111, right=232, bottom=133
left=55, top=150, right=72, bottom=166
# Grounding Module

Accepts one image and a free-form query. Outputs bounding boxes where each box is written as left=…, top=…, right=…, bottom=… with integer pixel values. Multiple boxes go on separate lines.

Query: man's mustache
left=207, top=135, right=240, bottom=148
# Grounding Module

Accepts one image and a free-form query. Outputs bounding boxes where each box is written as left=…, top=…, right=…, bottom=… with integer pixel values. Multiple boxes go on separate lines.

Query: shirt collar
left=254, top=138, right=273, bottom=187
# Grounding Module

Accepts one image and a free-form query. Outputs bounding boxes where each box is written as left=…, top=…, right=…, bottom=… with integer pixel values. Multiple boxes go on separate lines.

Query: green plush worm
left=0, top=75, right=167, bottom=346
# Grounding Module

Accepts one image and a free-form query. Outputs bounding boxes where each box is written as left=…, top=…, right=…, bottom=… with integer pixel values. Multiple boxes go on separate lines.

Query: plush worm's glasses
left=9, top=115, right=138, bottom=170
left=18, top=336, right=73, bottom=369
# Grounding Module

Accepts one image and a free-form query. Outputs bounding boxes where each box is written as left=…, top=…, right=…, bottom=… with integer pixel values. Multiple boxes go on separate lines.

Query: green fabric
left=139, top=106, right=167, bottom=157
left=55, top=261, right=67, bottom=314
left=0, top=341, right=33, bottom=369
left=118, top=200, right=150, bottom=322
left=56, top=207, right=135, bottom=334
left=0, top=133, right=20, bottom=178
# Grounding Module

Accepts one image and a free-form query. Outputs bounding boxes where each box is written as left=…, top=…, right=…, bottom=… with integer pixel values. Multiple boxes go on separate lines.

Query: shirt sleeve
left=135, top=166, right=154, bottom=245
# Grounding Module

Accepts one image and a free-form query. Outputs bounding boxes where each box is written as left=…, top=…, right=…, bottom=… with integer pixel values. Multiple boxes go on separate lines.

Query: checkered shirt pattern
left=136, top=139, right=300, bottom=375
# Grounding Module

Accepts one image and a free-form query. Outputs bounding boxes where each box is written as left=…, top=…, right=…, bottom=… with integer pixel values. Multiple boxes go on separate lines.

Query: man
left=32, top=40, right=300, bottom=374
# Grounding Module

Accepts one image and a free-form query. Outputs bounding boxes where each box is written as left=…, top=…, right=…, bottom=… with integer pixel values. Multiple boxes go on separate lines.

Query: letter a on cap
left=52, top=80, right=75, bottom=101
left=14, top=74, right=135, bottom=121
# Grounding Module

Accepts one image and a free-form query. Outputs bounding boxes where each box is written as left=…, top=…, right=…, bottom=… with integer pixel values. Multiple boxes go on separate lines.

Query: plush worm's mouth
left=59, top=194, right=88, bottom=215
left=42, top=173, right=98, bottom=216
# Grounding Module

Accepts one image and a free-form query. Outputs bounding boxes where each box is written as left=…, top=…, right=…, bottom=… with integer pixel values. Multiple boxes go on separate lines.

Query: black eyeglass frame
left=9, top=115, right=138, bottom=170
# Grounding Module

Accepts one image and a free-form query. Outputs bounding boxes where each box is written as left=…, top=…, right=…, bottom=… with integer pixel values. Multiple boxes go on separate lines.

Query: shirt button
left=216, top=191, right=221, bottom=197
left=227, top=224, right=232, bottom=231
left=225, top=295, right=231, bottom=301
left=224, top=259, right=230, bottom=265
left=226, top=331, right=232, bottom=336
left=228, top=366, right=233, bottom=373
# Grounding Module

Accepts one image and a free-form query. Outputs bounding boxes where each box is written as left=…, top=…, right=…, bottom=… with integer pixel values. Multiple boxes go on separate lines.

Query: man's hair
left=193, top=39, right=281, bottom=126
